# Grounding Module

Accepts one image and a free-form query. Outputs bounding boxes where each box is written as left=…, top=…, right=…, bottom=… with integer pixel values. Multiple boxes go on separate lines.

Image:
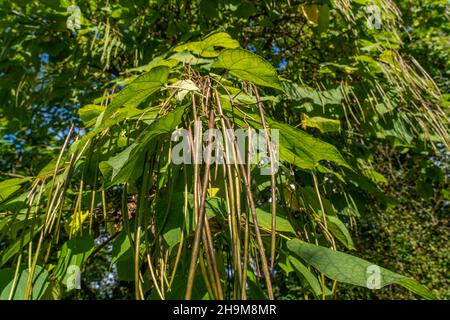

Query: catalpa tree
left=0, top=0, right=447, bottom=300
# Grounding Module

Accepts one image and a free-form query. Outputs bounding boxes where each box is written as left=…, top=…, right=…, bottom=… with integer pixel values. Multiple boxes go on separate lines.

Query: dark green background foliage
left=0, top=0, right=448, bottom=300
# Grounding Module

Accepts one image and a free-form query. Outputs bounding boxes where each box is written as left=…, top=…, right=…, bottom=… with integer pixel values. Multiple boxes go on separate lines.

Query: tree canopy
left=0, top=0, right=448, bottom=300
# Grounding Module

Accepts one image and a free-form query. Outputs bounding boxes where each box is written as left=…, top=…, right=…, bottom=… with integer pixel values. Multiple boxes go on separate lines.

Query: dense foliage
left=0, top=0, right=448, bottom=300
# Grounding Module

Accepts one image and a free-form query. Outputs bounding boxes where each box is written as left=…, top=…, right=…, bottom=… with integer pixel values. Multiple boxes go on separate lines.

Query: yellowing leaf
left=68, top=210, right=90, bottom=238
left=300, top=4, right=330, bottom=33
left=300, top=4, right=320, bottom=25
left=302, top=116, right=341, bottom=133
left=208, top=187, right=220, bottom=197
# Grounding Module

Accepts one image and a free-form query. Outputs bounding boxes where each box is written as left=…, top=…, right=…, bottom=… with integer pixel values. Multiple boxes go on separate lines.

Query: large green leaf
left=256, top=208, right=295, bottom=234
left=0, top=224, right=43, bottom=268
left=0, top=192, right=29, bottom=212
left=71, top=66, right=172, bottom=154
left=318, top=4, right=330, bottom=34
left=110, top=230, right=140, bottom=282
left=103, top=66, right=171, bottom=120
left=326, top=215, right=355, bottom=250
left=212, top=48, right=282, bottom=90
left=111, top=231, right=133, bottom=266
left=287, top=239, right=435, bottom=299
left=283, top=82, right=343, bottom=107
left=126, top=56, right=179, bottom=73
left=228, top=107, right=350, bottom=170
left=100, top=104, right=188, bottom=186
left=54, top=233, right=95, bottom=289
left=297, top=185, right=335, bottom=215
left=156, top=191, right=193, bottom=248
left=302, top=116, right=341, bottom=133
left=156, top=191, right=222, bottom=248
left=0, top=178, right=29, bottom=202
left=288, top=256, right=331, bottom=297
left=270, top=119, right=350, bottom=170
left=174, top=32, right=240, bottom=57
left=0, top=265, right=50, bottom=300
left=169, top=51, right=211, bottom=65
left=78, top=104, right=104, bottom=125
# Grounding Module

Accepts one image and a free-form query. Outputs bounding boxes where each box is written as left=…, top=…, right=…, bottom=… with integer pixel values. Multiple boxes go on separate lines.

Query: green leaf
left=288, top=256, right=331, bottom=297
left=110, top=230, right=142, bottom=282
left=0, top=178, right=29, bottom=202
left=318, top=4, right=330, bottom=34
left=169, top=51, right=211, bottom=65
left=174, top=32, right=240, bottom=57
left=287, top=239, right=436, bottom=299
left=246, top=270, right=267, bottom=300
left=169, top=79, right=200, bottom=101
left=0, top=192, right=28, bottom=213
left=156, top=192, right=223, bottom=248
left=273, top=120, right=350, bottom=170
left=0, top=224, right=43, bottom=268
left=0, top=265, right=50, bottom=300
left=103, top=66, right=171, bottom=120
left=283, top=82, right=343, bottom=107
left=100, top=143, right=136, bottom=186
left=300, top=4, right=319, bottom=25
left=326, top=215, right=355, bottom=250
left=225, top=108, right=349, bottom=170
left=256, top=208, right=295, bottom=234
left=302, top=116, right=341, bottom=133
left=111, top=230, right=133, bottom=265
left=364, top=168, right=388, bottom=184
left=220, top=87, right=278, bottom=105
left=212, top=48, right=282, bottom=90
left=155, top=192, right=188, bottom=248
left=297, top=185, right=335, bottom=216
left=100, top=104, right=188, bottom=186
left=54, top=233, right=95, bottom=289
left=116, top=256, right=134, bottom=282
left=40, top=281, right=62, bottom=300
left=126, top=56, right=179, bottom=73
left=78, top=104, right=104, bottom=125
